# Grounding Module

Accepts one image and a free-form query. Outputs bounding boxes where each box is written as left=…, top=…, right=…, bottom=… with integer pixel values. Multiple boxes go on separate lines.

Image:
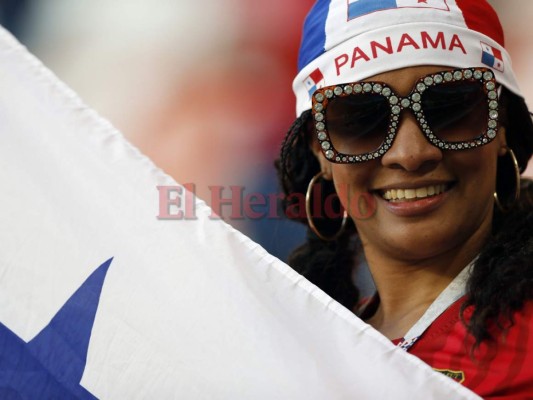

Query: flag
left=481, top=42, right=504, bottom=72
left=0, top=26, right=480, bottom=399
left=348, top=0, right=449, bottom=21
left=303, top=67, right=325, bottom=97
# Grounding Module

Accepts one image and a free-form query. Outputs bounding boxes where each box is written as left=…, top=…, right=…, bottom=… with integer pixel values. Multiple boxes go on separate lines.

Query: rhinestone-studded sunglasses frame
left=311, top=67, right=500, bottom=163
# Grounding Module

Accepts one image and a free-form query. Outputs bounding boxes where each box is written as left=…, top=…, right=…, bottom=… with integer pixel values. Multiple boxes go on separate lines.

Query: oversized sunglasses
left=312, top=67, right=500, bottom=163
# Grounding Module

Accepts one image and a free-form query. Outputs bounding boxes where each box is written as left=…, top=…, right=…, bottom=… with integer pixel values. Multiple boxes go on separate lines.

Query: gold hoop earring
left=305, top=171, right=348, bottom=241
left=494, top=147, right=520, bottom=213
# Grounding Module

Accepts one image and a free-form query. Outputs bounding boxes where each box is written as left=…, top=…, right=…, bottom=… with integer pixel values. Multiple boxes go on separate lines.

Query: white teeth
left=397, top=189, right=405, bottom=199
left=416, top=187, right=428, bottom=198
left=382, top=184, right=447, bottom=201
left=404, top=189, right=416, bottom=199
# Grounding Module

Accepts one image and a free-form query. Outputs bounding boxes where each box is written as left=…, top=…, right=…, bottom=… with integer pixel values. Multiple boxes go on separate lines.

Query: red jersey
left=404, top=297, right=533, bottom=399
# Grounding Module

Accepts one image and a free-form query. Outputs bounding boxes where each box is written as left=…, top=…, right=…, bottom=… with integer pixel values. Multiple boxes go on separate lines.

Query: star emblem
left=0, top=258, right=112, bottom=398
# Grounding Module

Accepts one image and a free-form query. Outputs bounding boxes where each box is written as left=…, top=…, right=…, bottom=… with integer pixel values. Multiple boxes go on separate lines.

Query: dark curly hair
left=276, top=86, right=533, bottom=347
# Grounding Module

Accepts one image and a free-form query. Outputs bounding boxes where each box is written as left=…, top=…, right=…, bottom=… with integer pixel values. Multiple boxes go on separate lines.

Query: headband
left=293, top=0, right=522, bottom=117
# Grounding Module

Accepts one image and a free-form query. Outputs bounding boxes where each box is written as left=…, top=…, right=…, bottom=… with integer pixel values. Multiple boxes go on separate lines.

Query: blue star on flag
left=0, top=258, right=112, bottom=399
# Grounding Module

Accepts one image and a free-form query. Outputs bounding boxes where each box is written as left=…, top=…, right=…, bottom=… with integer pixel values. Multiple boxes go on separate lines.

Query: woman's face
left=313, top=66, right=507, bottom=262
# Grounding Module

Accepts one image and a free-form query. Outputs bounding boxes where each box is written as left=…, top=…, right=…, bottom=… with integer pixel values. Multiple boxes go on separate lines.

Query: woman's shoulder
left=411, top=295, right=533, bottom=348
left=410, top=297, right=533, bottom=397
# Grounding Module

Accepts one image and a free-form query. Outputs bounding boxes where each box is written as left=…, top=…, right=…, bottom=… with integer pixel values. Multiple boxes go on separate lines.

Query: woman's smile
left=380, top=183, right=450, bottom=201
left=377, top=185, right=452, bottom=217
left=372, top=180, right=456, bottom=217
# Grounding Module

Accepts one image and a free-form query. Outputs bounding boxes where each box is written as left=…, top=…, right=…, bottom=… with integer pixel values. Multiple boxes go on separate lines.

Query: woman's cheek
left=333, top=179, right=377, bottom=221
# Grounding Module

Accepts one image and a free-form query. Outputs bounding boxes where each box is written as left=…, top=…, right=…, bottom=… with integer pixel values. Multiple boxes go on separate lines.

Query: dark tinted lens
left=422, top=81, right=488, bottom=142
left=325, top=93, right=390, bottom=155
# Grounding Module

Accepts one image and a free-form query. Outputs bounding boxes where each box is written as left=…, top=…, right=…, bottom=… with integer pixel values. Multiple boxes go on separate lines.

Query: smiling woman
left=277, top=0, right=533, bottom=397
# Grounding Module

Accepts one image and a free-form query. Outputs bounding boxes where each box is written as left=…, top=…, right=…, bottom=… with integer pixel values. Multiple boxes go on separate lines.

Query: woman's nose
left=380, top=113, right=443, bottom=171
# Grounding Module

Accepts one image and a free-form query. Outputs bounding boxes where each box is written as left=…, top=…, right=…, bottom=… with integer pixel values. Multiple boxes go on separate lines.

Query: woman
left=278, top=0, right=533, bottom=397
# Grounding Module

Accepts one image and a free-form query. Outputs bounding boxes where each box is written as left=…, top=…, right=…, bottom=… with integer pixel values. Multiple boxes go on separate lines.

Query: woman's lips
left=376, top=183, right=454, bottom=217
left=381, top=183, right=447, bottom=201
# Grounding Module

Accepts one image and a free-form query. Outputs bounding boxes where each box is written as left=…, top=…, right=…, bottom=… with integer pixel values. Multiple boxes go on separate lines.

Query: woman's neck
left=363, top=249, right=477, bottom=340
